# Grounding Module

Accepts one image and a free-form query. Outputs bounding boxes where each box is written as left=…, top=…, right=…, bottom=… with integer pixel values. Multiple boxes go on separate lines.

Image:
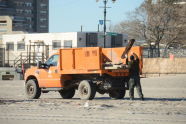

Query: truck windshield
left=45, top=55, right=59, bottom=66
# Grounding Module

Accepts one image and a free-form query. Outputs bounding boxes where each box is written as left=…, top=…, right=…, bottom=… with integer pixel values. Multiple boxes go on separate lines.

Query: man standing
left=128, top=52, right=144, bottom=100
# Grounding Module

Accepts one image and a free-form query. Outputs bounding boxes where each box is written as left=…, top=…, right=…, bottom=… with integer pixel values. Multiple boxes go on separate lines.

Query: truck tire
left=59, top=88, right=75, bottom=99
left=25, top=79, right=41, bottom=99
left=78, top=80, right=96, bottom=100
left=109, top=89, right=125, bottom=99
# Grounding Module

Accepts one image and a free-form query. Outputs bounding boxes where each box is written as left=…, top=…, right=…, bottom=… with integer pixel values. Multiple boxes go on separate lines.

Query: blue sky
left=49, top=0, right=144, bottom=33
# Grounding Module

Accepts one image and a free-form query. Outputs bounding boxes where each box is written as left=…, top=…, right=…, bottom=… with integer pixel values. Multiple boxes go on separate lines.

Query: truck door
left=38, top=54, right=62, bottom=88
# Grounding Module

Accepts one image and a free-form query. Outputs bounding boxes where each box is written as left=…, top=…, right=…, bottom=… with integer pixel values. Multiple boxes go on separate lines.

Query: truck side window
left=45, top=55, right=59, bottom=66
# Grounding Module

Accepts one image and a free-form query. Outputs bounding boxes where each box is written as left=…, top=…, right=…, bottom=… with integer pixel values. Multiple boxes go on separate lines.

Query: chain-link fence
left=143, top=47, right=186, bottom=58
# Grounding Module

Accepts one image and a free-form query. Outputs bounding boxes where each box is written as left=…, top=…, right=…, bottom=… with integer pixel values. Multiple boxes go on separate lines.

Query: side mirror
left=37, top=61, right=42, bottom=69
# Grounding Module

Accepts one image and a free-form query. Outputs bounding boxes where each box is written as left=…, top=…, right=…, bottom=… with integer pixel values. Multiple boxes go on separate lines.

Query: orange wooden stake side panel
left=74, top=48, right=85, bottom=69
left=102, top=46, right=143, bottom=76
left=102, top=47, right=127, bottom=64
left=60, top=49, right=74, bottom=70
left=102, top=46, right=142, bottom=65
left=59, top=47, right=101, bottom=73
left=75, top=47, right=101, bottom=70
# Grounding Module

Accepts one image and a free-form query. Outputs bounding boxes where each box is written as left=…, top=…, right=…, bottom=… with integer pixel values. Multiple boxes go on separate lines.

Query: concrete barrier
left=0, top=67, right=22, bottom=80
left=143, top=58, right=186, bottom=77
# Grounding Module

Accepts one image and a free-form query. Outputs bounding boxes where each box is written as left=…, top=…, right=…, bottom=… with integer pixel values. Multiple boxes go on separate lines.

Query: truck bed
left=59, top=46, right=142, bottom=76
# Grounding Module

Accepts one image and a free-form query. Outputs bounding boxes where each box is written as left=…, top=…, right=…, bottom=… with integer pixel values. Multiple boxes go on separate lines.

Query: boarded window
left=6, top=42, right=14, bottom=51
left=111, top=34, right=123, bottom=47
left=64, top=40, right=72, bottom=48
left=52, top=40, right=61, bottom=49
left=86, top=33, right=98, bottom=47
left=17, top=42, right=25, bottom=50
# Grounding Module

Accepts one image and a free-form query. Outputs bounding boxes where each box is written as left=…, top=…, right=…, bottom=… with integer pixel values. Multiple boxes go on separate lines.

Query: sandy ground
left=0, top=75, right=186, bottom=124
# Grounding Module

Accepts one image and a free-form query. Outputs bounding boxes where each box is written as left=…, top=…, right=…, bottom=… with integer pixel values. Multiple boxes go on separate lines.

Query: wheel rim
left=81, top=85, right=88, bottom=95
left=27, top=85, right=34, bottom=95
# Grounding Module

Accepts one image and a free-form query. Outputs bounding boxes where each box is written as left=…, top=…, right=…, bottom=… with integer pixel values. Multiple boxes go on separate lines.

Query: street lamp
left=96, top=0, right=116, bottom=47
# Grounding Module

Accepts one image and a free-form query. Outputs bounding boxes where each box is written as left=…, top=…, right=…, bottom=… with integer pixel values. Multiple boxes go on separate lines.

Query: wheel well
left=26, top=75, right=38, bottom=84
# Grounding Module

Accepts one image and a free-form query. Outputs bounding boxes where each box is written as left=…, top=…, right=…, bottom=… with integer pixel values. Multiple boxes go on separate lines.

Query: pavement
left=0, top=74, right=186, bottom=124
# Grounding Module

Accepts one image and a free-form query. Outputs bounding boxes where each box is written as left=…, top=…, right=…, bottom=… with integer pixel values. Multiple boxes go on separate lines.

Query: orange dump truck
left=24, top=46, right=143, bottom=100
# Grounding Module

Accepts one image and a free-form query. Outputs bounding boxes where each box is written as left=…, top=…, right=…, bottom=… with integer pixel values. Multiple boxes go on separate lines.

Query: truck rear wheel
left=78, top=80, right=96, bottom=100
left=59, top=88, right=75, bottom=99
left=109, top=89, right=125, bottom=99
left=25, top=79, right=41, bottom=99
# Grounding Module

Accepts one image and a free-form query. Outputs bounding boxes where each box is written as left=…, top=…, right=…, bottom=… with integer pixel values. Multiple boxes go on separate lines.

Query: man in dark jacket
left=128, top=53, right=144, bottom=100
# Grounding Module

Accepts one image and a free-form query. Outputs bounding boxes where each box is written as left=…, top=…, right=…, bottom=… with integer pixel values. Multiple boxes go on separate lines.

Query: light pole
left=97, top=0, right=116, bottom=47
left=103, top=0, right=107, bottom=48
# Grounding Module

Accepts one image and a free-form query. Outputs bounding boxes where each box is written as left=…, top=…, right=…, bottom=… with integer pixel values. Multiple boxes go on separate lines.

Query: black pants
left=129, top=75, right=143, bottom=99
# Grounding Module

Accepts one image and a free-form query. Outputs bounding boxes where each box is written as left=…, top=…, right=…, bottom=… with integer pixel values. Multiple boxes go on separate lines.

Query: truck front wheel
left=59, top=88, right=75, bottom=99
left=25, top=79, right=41, bottom=99
left=109, top=89, right=125, bottom=99
left=78, top=80, right=96, bottom=100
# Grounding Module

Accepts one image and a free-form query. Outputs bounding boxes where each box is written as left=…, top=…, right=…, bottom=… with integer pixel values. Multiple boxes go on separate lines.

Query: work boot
left=140, top=97, right=144, bottom=101
left=130, top=97, right=134, bottom=101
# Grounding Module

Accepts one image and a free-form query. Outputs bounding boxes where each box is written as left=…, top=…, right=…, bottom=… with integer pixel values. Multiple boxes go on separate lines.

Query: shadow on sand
left=95, top=97, right=186, bottom=101
left=138, top=97, right=186, bottom=101
left=0, top=99, right=35, bottom=105
left=0, top=97, right=185, bottom=104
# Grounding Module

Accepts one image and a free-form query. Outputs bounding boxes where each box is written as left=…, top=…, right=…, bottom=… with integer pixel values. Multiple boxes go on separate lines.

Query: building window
left=0, top=23, right=7, bottom=26
left=111, top=34, right=123, bottom=47
left=16, top=9, right=24, bottom=14
left=15, top=1, right=24, bottom=6
left=29, top=24, right=32, bottom=29
left=14, top=16, right=25, bottom=21
left=52, top=40, right=61, bottom=49
left=0, top=29, right=7, bottom=32
left=40, top=3, right=47, bottom=8
left=25, top=10, right=32, bottom=14
left=64, top=40, right=72, bottom=48
left=40, top=25, right=47, bottom=28
left=40, top=10, right=47, bottom=14
left=86, top=33, right=98, bottom=47
left=25, top=2, right=32, bottom=7
left=26, top=17, right=32, bottom=22
left=40, top=3, right=47, bottom=6
left=0, top=21, right=7, bottom=23
left=17, top=42, right=25, bottom=50
left=0, top=20, right=7, bottom=26
left=40, top=18, right=47, bottom=22
left=6, top=42, right=14, bottom=51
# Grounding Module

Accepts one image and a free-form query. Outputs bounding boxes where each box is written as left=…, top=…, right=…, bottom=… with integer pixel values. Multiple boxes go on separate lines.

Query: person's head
left=130, top=55, right=134, bottom=60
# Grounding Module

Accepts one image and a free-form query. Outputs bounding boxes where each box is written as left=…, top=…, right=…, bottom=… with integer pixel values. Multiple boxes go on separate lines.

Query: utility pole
left=98, top=24, right=100, bottom=32
left=97, top=0, right=116, bottom=47
left=81, top=25, right=83, bottom=32
left=103, top=0, right=107, bottom=48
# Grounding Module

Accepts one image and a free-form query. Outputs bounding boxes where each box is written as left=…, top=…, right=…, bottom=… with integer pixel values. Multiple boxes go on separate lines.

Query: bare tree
left=112, top=0, right=186, bottom=57
left=146, top=0, right=186, bottom=57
